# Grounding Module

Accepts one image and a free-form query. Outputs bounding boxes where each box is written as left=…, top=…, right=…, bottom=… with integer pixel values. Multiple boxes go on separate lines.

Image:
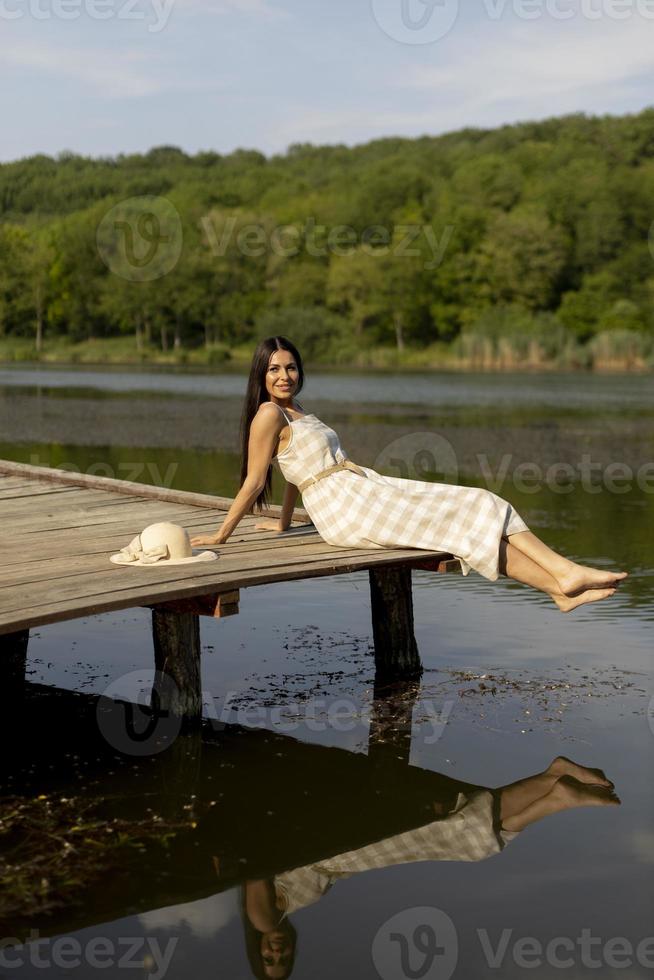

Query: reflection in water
left=0, top=682, right=619, bottom=979
left=242, top=760, right=618, bottom=979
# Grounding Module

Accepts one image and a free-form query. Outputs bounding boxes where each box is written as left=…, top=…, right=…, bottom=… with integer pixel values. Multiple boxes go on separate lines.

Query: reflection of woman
left=192, top=337, right=627, bottom=612
left=239, top=756, right=618, bottom=977
left=241, top=880, right=297, bottom=980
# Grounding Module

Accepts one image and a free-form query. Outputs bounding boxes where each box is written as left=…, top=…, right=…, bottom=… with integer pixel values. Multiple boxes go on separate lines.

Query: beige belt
left=298, top=460, right=367, bottom=493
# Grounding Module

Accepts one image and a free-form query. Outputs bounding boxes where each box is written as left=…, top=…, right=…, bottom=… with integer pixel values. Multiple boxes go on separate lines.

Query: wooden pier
left=0, top=460, right=456, bottom=723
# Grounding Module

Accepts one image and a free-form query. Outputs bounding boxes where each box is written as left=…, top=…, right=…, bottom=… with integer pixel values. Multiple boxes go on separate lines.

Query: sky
left=1, top=0, right=654, bottom=163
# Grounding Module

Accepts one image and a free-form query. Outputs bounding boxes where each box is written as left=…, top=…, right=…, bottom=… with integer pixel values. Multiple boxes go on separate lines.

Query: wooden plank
left=0, top=515, right=313, bottom=567
left=0, top=477, right=45, bottom=489
left=0, top=492, right=155, bottom=516
left=0, top=458, right=310, bottom=523
left=0, top=495, right=302, bottom=536
left=2, top=510, right=305, bottom=544
left=0, top=527, right=451, bottom=596
left=0, top=519, right=308, bottom=571
left=0, top=548, right=446, bottom=634
left=0, top=539, right=387, bottom=609
left=0, top=526, right=318, bottom=587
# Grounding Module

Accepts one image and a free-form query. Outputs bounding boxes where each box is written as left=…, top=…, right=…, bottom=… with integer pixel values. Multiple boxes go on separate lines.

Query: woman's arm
left=280, top=481, right=300, bottom=530
left=244, top=879, right=284, bottom=932
left=190, top=406, right=282, bottom=546
left=255, top=480, right=300, bottom=533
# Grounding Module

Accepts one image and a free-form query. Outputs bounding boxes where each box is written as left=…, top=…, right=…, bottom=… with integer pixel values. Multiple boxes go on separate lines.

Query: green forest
left=2, top=108, right=654, bottom=370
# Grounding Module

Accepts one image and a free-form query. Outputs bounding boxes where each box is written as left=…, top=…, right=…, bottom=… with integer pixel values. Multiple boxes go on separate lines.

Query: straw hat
left=110, top=522, right=218, bottom=567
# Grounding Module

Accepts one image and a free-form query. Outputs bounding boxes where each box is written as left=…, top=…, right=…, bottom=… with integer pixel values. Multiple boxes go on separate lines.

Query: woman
left=238, top=755, right=619, bottom=978
left=191, top=337, right=627, bottom=611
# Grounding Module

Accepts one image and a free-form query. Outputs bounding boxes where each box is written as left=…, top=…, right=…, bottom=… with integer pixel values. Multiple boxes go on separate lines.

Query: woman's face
left=260, top=930, right=293, bottom=978
left=265, top=350, right=299, bottom=402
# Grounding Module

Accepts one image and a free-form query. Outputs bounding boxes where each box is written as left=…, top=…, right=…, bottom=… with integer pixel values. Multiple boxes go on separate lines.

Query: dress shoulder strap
left=267, top=401, right=292, bottom=425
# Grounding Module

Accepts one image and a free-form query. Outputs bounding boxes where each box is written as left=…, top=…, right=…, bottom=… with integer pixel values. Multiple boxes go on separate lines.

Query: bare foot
left=547, top=756, right=613, bottom=788
left=557, top=562, right=628, bottom=597
left=548, top=775, right=621, bottom=809
left=551, top=587, right=616, bottom=613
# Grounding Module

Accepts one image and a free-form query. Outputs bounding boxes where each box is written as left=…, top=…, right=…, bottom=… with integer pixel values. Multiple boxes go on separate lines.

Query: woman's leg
left=499, top=758, right=618, bottom=832
left=501, top=776, right=620, bottom=832
left=506, top=529, right=628, bottom=596
left=499, top=756, right=612, bottom=820
left=499, top=539, right=618, bottom=612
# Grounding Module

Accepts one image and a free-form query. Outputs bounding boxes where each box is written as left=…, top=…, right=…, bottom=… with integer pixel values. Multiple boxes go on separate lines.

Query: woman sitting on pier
left=191, top=336, right=627, bottom=612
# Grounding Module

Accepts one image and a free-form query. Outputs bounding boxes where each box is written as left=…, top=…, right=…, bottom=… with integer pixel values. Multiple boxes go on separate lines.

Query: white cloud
left=172, top=0, right=290, bottom=18
left=1, top=41, right=166, bottom=97
left=138, top=888, right=240, bottom=938
left=267, top=19, right=654, bottom=151
left=399, top=19, right=654, bottom=106
left=0, top=39, right=231, bottom=98
left=630, top=829, right=654, bottom=865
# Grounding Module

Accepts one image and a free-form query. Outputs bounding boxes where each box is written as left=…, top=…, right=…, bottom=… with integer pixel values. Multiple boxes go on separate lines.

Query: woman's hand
left=190, top=533, right=221, bottom=547
left=254, top=518, right=284, bottom=533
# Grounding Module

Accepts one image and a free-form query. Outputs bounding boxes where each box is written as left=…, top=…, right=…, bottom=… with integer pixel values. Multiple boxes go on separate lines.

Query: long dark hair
left=240, top=336, right=305, bottom=512
left=240, top=884, right=299, bottom=980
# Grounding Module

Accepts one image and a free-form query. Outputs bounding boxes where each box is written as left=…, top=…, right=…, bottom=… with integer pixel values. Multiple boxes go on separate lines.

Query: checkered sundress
left=274, top=789, right=519, bottom=917
left=272, top=404, right=529, bottom=582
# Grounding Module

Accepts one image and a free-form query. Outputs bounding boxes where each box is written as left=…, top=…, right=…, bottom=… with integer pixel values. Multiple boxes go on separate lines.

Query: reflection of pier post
left=157, top=729, right=203, bottom=821
left=1, top=629, right=29, bottom=701
left=367, top=676, right=421, bottom=768
left=369, top=566, right=422, bottom=681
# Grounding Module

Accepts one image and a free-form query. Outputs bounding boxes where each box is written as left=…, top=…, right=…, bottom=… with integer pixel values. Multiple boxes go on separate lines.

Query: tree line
left=1, top=109, right=654, bottom=367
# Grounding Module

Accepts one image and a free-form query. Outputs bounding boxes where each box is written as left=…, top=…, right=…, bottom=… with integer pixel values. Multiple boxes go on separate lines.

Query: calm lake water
left=1, top=365, right=652, bottom=979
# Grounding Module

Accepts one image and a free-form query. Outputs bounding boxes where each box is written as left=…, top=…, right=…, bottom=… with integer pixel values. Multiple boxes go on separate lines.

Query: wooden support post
left=145, top=590, right=240, bottom=619
left=368, top=565, right=422, bottom=681
left=151, top=609, right=202, bottom=727
left=0, top=629, right=29, bottom=695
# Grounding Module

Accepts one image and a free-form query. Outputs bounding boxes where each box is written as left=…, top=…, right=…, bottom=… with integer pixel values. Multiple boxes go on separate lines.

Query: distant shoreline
left=0, top=339, right=650, bottom=375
